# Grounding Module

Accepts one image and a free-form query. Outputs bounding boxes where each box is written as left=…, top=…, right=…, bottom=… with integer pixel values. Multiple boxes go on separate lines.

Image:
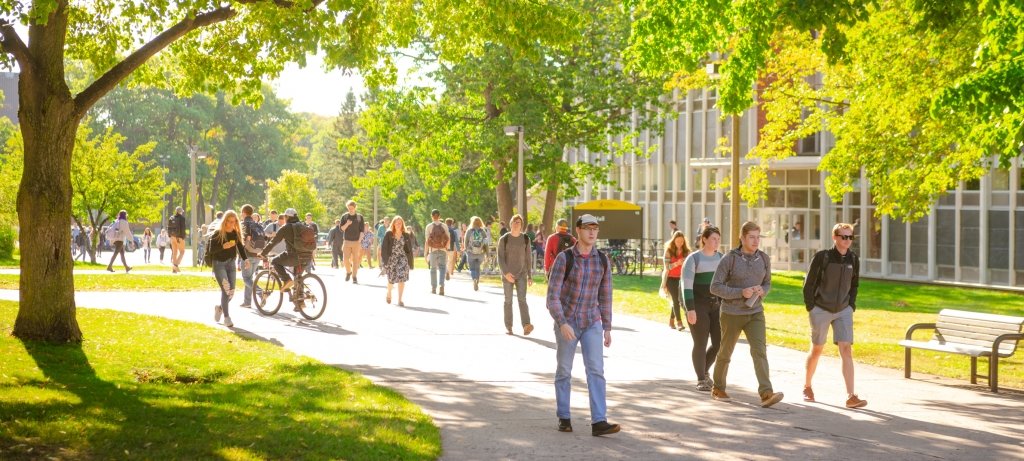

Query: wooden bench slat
left=937, top=319, right=1024, bottom=334
left=936, top=330, right=1022, bottom=350
left=897, top=340, right=1012, bottom=357
left=937, top=309, right=1024, bottom=326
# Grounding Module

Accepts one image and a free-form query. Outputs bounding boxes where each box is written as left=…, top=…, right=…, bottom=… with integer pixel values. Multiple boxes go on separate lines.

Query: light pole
left=706, top=63, right=742, bottom=247
left=187, top=145, right=207, bottom=267
left=158, top=154, right=170, bottom=228
left=503, top=125, right=526, bottom=223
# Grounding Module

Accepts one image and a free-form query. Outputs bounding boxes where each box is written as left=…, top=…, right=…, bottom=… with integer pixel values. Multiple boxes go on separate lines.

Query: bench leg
left=990, top=356, right=999, bottom=393
left=904, top=347, right=911, bottom=379
left=970, top=357, right=977, bottom=384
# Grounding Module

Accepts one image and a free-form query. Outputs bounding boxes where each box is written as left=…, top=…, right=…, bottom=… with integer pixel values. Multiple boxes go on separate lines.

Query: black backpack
left=556, top=233, right=574, bottom=253
left=559, top=248, right=609, bottom=284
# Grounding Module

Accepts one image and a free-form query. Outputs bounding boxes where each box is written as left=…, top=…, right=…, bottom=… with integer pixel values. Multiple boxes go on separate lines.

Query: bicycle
left=253, top=258, right=327, bottom=320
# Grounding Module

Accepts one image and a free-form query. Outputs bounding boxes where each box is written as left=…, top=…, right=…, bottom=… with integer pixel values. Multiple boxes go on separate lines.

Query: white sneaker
left=223, top=316, right=233, bottom=328
left=214, top=305, right=222, bottom=322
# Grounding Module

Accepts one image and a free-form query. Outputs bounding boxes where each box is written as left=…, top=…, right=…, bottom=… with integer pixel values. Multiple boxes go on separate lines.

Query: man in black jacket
left=327, top=219, right=343, bottom=269
left=260, top=208, right=303, bottom=294
left=801, top=222, right=865, bottom=409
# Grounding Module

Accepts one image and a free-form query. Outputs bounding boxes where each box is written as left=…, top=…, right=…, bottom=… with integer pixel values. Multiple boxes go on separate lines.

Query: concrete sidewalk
left=4, top=267, right=1022, bottom=460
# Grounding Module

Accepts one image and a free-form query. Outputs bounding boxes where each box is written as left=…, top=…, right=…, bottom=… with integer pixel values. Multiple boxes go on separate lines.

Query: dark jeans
left=272, top=252, right=299, bottom=283
left=666, top=276, right=682, bottom=321
left=107, top=241, right=128, bottom=270
left=331, top=245, right=343, bottom=268
left=159, top=246, right=166, bottom=261
left=688, top=298, right=721, bottom=381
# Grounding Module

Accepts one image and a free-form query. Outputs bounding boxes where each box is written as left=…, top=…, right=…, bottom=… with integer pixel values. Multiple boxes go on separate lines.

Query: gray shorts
left=809, top=306, right=854, bottom=345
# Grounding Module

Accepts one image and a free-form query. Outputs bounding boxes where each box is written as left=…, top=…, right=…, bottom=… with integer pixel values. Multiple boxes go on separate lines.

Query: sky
left=272, top=54, right=368, bottom=117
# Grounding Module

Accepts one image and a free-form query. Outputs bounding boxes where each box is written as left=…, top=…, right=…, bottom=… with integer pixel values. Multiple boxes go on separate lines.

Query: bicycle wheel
left=253, top=269, right=283, bottom=316
left=296, top=273, right=327, bottom=320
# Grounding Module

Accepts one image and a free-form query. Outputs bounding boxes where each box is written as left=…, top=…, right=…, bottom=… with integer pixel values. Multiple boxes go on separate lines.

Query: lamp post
left=158, top=154, right=170, bottom=228
left=187, top=145, right=207, bottom=267
left=706, top=63, right=742, bottom=247
left=503, top=125, right=526, bottom=223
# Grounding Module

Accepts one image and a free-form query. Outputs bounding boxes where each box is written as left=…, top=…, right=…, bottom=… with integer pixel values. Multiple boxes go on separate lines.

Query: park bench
left=900, top=309, right=1024, bottom=392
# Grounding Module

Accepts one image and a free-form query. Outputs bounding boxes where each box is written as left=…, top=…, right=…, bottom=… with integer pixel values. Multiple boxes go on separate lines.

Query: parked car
left=317, top=232, right=329, bottom=252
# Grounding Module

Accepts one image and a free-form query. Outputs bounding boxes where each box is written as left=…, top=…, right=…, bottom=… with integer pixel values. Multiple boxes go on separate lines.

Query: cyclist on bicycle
left=259, top=208, right=305, bottom=293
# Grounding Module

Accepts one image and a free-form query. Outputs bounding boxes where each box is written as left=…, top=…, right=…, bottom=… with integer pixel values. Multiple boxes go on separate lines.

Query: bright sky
left=272, top=54, right=367, bottom=117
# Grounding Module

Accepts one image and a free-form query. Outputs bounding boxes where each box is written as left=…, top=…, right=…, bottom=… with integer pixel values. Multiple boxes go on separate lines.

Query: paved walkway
left=4, top=267, right=1023, bottom=460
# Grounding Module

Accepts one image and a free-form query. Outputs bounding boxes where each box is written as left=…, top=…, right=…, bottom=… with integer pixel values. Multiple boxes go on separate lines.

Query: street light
left=503, top=125, right=526, bottom=223
left=706, top=62, right=742, bottom=248
left=187, top=145, right=208, bottom=267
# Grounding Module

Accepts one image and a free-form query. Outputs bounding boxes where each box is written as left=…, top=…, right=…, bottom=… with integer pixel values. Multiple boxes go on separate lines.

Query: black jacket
left=208, top=230, right=248, bottom=263
left=803, top=247, right=859, bottom=313
left=380, top=230, right=414, bottom=270
left=168, top=213, right=187, bottom=239
left=261, top=216, right=301, bottom=257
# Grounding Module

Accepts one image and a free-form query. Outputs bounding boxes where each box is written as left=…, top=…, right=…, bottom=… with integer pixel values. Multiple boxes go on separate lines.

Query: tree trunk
left=542, top=184, right=559, bottom=236
left=12, top=73, right=82, bottom=343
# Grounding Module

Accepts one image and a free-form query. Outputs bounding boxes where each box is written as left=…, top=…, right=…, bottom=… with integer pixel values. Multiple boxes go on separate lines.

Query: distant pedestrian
left=327, top=219, right=343, bottom=269
left=709, top=221, right=783, bottom=408
left=360, top=222, right=375, bottom=269
left=157, top=229, right=169, bottom=263
left=407, top=226, right=419, bottom=257
left=262, top=210, right=278, bottom=228
left=381, top=216, right=414, bottom=306
left=239, top=204, right=267, bottom=309
left=168, top=206, right=187, bottom=273
left=208, top=210, right=248, bottom=328
left=802, top=223, right=866, bottom=409
left=446, top=218, right=460, bottom=280
left=463, top=216, right=488, bottom=291
left=546, top=214, right=619, bottom=437
left=375, top=218, right=389, bottom=266
left=75, top=227, right=90, bottom=262
left=424, top=209, right=449, bottom=296
left=498, top=214, right=534, bottom=336
left=339, top=200, right=365, bottom=283
left=682, top=226, right=723, bottom=392
left=544, top=219, right=576, bottom=276
left=141, top=227, right=153, bottom=264
left=105, top=210, right=132, bottom=273
left=660, top=230, right=691, bottom=331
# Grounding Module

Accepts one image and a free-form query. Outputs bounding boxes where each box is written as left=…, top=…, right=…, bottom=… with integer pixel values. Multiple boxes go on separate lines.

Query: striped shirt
left=682, top=250, right=723, bottom=311
left=546, top=246, right=613, bottom=331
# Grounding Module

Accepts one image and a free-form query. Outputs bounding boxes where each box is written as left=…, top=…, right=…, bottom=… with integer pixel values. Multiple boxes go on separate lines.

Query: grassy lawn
left=512, top=270, right=1024, bottom=390
left=0, top=301, right=441, bottom=460
left=0, top=274, right=216, bottom=291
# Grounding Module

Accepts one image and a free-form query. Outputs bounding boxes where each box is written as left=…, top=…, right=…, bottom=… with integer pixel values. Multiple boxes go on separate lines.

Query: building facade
left=563, top=88, right=1024, bottom=289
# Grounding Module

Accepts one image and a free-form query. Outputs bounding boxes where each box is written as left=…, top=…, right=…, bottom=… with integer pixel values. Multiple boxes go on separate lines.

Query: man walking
left=327, top=219, right=343, bottom=269
left=424, top=209, right=449, bottom=295
left=544, top=218, right=576, bottom=276
left=168, top=206, right=187, bottom=273
left=446, top=218, right=460, bottom=280
left=546, top=214, right=619, bottom=436
left=709, top=221, right=784, bottom=408
left=339, top=200, right=365, bottom=283
left=802, top=223, right=866, bottom=408
left=239, top=204, right=265, bottom=309
left=497, top=214, right=534, bottom=336
left=375, top=218, right=389, bottom=267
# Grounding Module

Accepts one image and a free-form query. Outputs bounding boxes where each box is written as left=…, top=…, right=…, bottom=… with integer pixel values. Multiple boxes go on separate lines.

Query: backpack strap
left=561, top=248, right=608, bottom=285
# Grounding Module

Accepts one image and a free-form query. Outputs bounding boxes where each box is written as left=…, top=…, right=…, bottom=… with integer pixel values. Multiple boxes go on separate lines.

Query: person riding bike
left=259, top=208, right=306, bottom=293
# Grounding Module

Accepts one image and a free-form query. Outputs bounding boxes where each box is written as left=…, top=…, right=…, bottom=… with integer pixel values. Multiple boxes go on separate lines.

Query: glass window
left=677, top=113, right=688, bottom=162
left=705, top=110, right=719, bottom=158
left=787, top=190, right=809, bottom=208
left=867, top=210, right=883, bottom=259
left=767, top=170, right=785, bottom=186
left=936, top=209, right=956, bottom=265
left=992, top=169, right=1010, bottom=190
left=965, top=178, right=981, bottom=191
left=767, top=188, right=785, bottom=207
left=811, top=189, right=821, bottom=209
left=888, top=217, right=907, bottom=265
left=1016, top=211, right=1024, bottom=270
left=788, top=170, right=810, bottom=185
left=988, top=210, right=1009, bottom=269
left=910, top=218, right=929, bottom=264
left=960, top=210, right=980, bottom=268
left=690, top=113, right=703, bottom=159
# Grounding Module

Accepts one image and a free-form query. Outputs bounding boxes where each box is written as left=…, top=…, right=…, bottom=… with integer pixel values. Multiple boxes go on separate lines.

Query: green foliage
left=0, top=302, right=442, bottom=459
left=265, top=170, right=327, bottom=223
left=0, top=225, right=15, bottom=260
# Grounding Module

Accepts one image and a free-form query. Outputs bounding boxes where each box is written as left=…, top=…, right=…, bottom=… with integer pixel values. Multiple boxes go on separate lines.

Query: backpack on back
left=559, top=248, right=608, bottom=285
left=243, top=220, right=267, bottom=254
left=468, top=228, right=486, bottom=254
left=104, top=221, right=120, bottom=242
left=201, top=227, right=219, bottom=267
left=555, top=233, right=574, bottom=253
left=427, top=223, right=448, bottom=249
left=294, top=222, right=318, bottom=256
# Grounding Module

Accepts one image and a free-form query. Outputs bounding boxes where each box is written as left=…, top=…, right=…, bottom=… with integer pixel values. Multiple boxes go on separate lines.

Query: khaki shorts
left=809, top=306, right=854, bottom=345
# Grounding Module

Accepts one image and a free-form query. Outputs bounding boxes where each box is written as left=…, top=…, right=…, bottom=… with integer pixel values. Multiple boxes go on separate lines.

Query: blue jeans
left=554, top=320, right=607, bottom=423
left=467, top=253, right=484, bottom=280
left=212, top=259, right=237, bottom=319
left=241, top=258, right=257, bottom=306
left=428, top=250, right=447, bottom=288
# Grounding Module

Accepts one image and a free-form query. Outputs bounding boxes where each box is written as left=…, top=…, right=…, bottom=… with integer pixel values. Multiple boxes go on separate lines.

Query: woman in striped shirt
left=681, top=226, right=723, bottom=391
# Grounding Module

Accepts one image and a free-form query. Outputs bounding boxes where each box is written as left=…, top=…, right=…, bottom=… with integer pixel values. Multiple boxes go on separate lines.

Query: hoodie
left=710, top=247, right=772, bottom=315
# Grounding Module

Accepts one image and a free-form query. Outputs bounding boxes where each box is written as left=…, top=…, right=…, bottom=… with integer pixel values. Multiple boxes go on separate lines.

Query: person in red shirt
left=544, top=218, right=577, bottom=277
left=660, top=231, right=691, bottom=331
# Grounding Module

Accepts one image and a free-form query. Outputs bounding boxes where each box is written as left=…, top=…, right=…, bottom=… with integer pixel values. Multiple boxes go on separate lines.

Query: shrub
left=0, top=225, right=15, bottom=260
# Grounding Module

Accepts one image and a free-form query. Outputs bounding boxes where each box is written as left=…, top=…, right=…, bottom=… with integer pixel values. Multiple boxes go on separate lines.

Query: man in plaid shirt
left=546, top=214, right=620, bottom=437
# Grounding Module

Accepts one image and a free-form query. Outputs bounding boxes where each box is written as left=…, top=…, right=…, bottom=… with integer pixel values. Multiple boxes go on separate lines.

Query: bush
left=0, top=225, right=15, bottom=260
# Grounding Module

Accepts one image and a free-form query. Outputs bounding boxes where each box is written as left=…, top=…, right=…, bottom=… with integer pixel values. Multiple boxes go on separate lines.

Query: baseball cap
left=284, top=208, right=298, bottom=217
left=575, top=214, right=599, bottom=227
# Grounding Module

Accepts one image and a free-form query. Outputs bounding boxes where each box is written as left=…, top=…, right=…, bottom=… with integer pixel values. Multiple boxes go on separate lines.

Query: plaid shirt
left=546, top=246, right=613, bottom=331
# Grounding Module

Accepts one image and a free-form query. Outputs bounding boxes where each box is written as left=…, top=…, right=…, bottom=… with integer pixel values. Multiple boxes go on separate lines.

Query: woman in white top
left=106, top=210, right=133, bottom=273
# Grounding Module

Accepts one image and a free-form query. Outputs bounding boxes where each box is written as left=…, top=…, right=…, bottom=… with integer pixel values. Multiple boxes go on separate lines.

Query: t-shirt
left=340, top=212, right=364, bottom=241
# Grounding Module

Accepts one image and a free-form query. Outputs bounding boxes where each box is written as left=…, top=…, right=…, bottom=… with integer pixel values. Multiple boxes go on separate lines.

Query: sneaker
left=669, top=317, right=676, bottom=330
left=803, top=386, right=815, bottom=402
left=280, top=280, right=294, bottom=292
left=846, top=394, right=867, bottom=409
left=446, top=273, right=450, bottom=280
left=760, top=392, right=784, bottom=408
left=125, top=266, right=132, bottom=273
left=431, top=287, right=436, bottom=294
left=591, top=421, right=620, bottom=437
left=106, top=266, right=114, bottom=273
left=223, top=316, right=233, bottom=328
left=523, top=324, right=534, bottom=336
left=294, top=301, right=305, bottom=312
left=711, top=388, right=731, bottom=401
left=345, top=273, right=351, bottom=281
left=696, top=379, right=712, bottom=392
left=558, top=418, right=572, bottom=433
left=439, top=286, right=444, bottom=296
left=352, top=277, right=358, bottom=284
left=473, top=280, right=479, bottom=291
left=214, top=305, right=222, bottom=322
left=506, top=328, right=513, bottom=335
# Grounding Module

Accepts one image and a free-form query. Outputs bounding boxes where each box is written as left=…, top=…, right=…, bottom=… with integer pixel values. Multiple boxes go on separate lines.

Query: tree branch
left=0, top=22, right=31, bottom=72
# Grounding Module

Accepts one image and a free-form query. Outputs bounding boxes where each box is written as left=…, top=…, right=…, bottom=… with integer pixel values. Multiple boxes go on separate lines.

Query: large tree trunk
left=12, top=20, right=82, bottom=342
left=542, top=185, right=559, bottom=235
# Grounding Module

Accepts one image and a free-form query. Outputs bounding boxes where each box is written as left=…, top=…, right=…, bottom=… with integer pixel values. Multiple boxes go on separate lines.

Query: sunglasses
left=837, top=235, right=855, bottom=240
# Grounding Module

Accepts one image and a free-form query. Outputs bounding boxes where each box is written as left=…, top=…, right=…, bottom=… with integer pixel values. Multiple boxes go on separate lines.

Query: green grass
left=0, top=301, right=441, bottom=460
left=73, top=261, right=207, bottom=273
left=516, top=271, right=1024, bottom=390
left=0, top=274, right=215, bottom=291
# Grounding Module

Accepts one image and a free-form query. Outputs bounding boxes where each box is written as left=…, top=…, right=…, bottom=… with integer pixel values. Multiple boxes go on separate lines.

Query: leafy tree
left=265, top=170, right=326, bottom=224
left=2, top=0, right=576, bottom=342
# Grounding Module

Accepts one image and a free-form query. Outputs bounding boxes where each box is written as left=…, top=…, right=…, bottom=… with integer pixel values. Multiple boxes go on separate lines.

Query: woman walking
left=381, top=216, right=414, bottom=306
left=106, top=210, right=133, bottom=273
left=141, top=227, right=154, bottom=264
left=660, top=231, right=691, bottom=331
left=682, top=226, right=724, bottom=391
left=360, top=222, right=375, bottom=269
left=157, top=229, right=169, bottom=263
left=208, top=210, right=248, bottom=328
left=463, top=216, right=488, bottom=291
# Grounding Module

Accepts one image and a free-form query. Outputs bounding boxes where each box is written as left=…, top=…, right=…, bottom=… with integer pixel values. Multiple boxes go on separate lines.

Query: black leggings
left=107, top=241, right=128, bottom=269
left=688, top=291, right=721, bottom=380
left=666, top=276, right=682, bottom=321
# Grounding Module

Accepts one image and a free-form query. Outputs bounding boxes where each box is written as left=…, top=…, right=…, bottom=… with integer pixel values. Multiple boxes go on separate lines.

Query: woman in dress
left=381, top=216, right=414, bottom=306
left=660, top=230, right=691, bottom=331
left=681, top=226, right=723, bottom=391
